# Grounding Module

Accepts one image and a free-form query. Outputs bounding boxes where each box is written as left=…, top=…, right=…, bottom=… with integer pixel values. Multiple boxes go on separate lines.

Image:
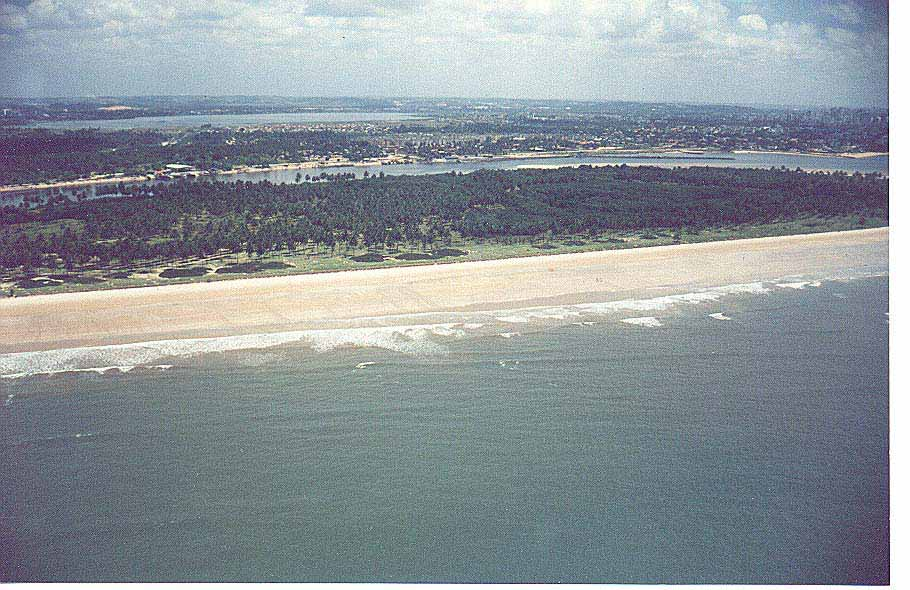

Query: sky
left=0, top=0, right=889, bottom=107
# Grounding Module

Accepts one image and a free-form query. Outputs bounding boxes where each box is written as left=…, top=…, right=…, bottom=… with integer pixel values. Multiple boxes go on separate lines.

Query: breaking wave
left=776, top=281, right=823, bottom=289
left=0, top=324, right=479, bottom=380
left=0, top=271, right=886, bottom=380
left=621, top=316, right=663, bottom=328
left=489, top=282, right=769, bottom=325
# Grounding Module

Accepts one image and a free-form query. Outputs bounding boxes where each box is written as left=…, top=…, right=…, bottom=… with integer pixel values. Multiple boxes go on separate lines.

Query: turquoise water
left=0, top=276, right=889, bottom=582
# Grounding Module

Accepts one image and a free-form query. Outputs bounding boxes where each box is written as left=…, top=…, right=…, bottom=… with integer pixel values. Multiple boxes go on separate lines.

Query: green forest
left=0, top=165, right=888, bottom=290
left=0, top=128, right=385, bottom=185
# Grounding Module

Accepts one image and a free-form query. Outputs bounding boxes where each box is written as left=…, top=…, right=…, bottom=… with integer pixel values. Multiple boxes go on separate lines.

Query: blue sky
left=0, top=0, right=889, bottom=107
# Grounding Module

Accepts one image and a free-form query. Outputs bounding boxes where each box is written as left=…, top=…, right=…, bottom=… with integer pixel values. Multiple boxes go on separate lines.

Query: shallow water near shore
left=0, top=276, right=889, bottom=582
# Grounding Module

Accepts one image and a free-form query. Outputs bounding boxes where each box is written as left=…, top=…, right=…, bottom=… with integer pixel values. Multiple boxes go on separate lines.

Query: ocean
left=0, top=274, right=889, bottom=583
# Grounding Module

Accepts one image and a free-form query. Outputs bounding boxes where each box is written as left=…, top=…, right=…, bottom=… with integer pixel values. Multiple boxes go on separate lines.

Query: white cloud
left=0, top=0, right=888, bottom=106
left=738, top=13, right=768, bottom=32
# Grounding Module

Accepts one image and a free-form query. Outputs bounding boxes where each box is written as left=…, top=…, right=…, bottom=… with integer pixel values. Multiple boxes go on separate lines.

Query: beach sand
left=0, top=228, right=888, bottom=353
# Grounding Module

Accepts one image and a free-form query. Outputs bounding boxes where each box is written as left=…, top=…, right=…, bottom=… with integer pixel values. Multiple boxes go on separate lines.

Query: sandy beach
left=0, top=173, right=156, bottom=194
left=0, top=228, right=887, bottom=354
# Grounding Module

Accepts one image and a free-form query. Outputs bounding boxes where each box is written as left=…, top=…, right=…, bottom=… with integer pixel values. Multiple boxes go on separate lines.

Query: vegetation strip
left=0, top=165, right=887, bottom=296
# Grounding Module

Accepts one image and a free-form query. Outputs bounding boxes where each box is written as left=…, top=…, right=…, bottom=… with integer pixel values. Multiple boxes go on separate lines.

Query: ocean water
left=0, top=276, right=889, bottom=582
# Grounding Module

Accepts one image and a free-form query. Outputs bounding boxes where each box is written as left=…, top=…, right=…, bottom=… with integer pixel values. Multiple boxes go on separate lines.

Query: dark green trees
left=0, top=165, right=888, bottom=273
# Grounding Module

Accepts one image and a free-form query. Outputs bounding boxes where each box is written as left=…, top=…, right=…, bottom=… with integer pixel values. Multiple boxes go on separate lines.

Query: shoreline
left=731, top=149, right=888, bottom=159
left=0, top=148, right=889, bottom=194
left=0, top=227, right=888, bottom=354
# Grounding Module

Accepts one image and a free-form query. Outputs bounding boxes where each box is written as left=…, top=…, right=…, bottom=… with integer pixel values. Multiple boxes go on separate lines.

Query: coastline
left=0, top=173, right=155, bottom=194
left=731, top=149, right=888, bottom=159
left=0, top=227, right=888, bottom=354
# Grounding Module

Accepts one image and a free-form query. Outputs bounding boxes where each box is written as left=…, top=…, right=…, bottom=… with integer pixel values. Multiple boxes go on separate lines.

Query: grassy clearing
left=0, top=214, right=886, bottom=297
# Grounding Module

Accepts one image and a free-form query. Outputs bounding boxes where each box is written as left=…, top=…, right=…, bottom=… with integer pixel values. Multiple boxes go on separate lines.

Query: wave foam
left=496, top=307, right=581, bottom=323
left=489, top=282, right=768, bottom=325
left=302, top=324, right=466, bottom=354
left=0, top=323, right=477, bottom=379
left=621, top=316, right=663, bottom=328
left=776, top=281, right=822, bottom=290
left=1, top=363, right=174, bottom=381
left=1, top=273, right=885, bottom=379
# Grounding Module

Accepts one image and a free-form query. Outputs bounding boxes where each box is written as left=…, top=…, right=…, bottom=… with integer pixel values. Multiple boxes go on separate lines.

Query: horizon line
left=0, top=94, right=889, bottom=112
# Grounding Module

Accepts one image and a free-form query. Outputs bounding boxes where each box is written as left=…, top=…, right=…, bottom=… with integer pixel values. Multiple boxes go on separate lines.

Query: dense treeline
left=0, top=128, right=384, bottom=185
left=0, top=130, right=165, bottom=184
left=0, top=165, right=888, bottom=272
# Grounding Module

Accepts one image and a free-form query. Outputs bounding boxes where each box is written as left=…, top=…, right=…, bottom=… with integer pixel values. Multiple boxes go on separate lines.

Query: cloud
left=0, top=4, right=28, bottom=31
left=825, top=26, right=858, bottom=45
left=306, top=0, right=381, bottom=17
left=738, top=13, right=768, bottom=32
left=304, top=0, right=419, bottom=18
left=0, top=0, right=888, bottom=106
left=821, top=1, right=862, bottom=26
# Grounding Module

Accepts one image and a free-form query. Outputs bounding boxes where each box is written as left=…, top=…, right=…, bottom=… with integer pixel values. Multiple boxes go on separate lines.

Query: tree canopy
left=0, top=165, right=888, bottom=272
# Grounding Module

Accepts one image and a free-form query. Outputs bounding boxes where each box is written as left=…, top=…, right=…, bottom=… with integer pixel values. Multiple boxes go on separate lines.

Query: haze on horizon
left=0, top=0, right=889, bottom=108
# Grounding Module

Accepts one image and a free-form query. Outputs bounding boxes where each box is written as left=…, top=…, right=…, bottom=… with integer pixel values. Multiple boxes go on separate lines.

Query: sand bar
left=0, top=228, right=888, bottom=353
left=731, top=149, right=888, bottom=159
